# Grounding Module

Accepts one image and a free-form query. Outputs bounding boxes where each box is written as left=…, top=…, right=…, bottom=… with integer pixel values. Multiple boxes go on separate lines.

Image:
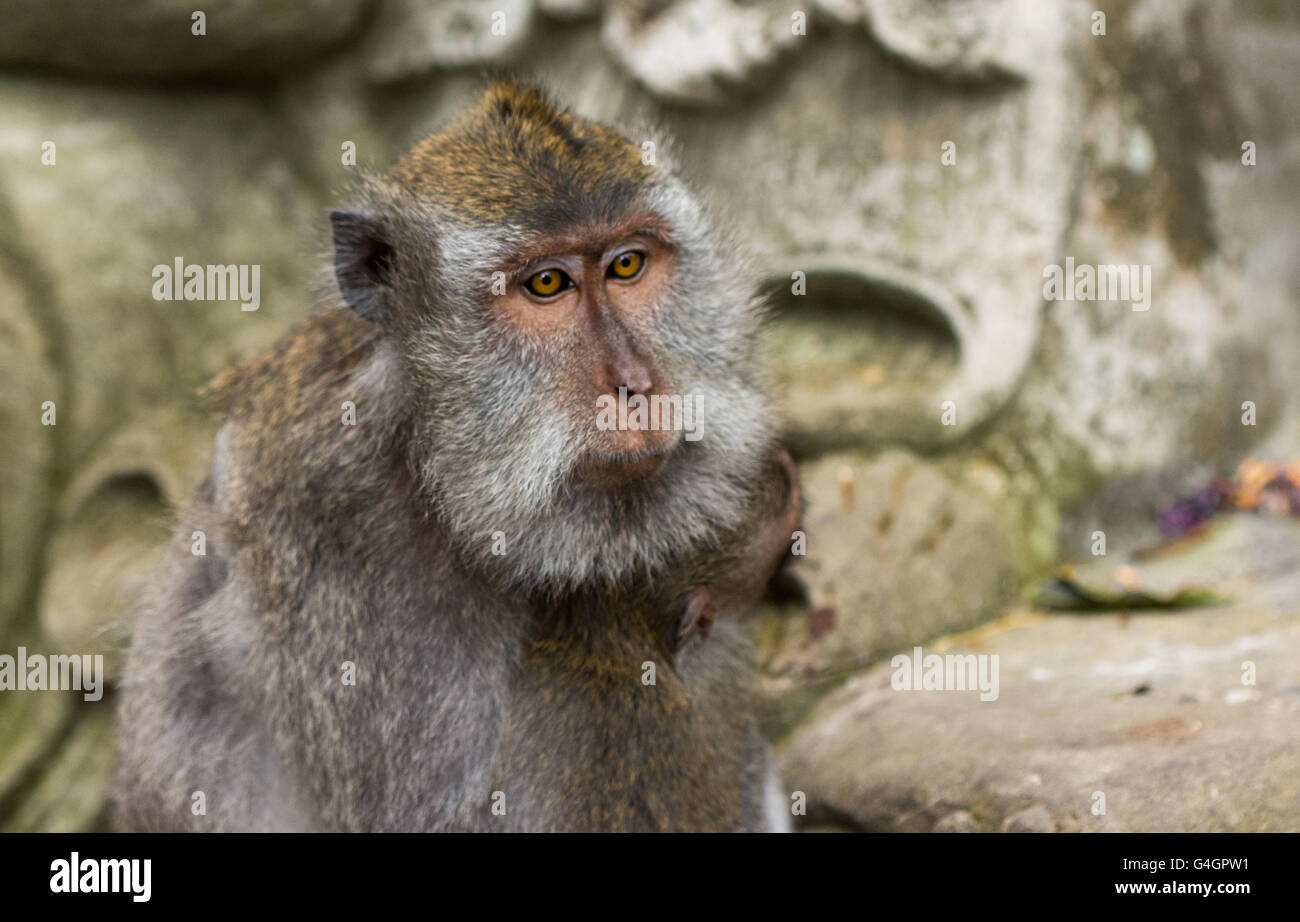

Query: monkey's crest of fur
left=206, top=77, right=773, bottom=597
left=392, top=76, right=656, bottom=227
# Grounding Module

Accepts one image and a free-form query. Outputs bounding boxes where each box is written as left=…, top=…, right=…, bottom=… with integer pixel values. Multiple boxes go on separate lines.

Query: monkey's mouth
left=577, top=431, right=683, bottom=488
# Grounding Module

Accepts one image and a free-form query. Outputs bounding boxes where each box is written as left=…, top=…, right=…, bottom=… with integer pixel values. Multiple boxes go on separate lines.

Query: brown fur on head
left=391, top=76, right=655, bottom=229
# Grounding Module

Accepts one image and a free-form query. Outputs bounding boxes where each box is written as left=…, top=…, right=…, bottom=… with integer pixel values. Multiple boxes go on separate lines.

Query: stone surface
left=757, top=450, right=1019, bottom=682
left=933, top=809, right=979, bottom=832
left=667, top=8, right=1082, bottom=454
left=780, top=516, right=1300, bottom=832
left=1001, top=0, right=1300, bottom=509
left=857, top=0, right=1044, bottom=83
left=38, top=478, right=171, bottom=680
left=2, top=702, right=114, bottom=832
left=0, top=689, right=73, bottom=824
left=1001, top=804, right=1055, bottom=833
left=601, top=0, right=803, bottom=105
left=600, top=0, right=1043, bottom=105
left=362, top=0, right=538, bottom=83
left=0, top=76, right=321, bottom=471
left=0, top=251, right=57, bottom=630
left=0, top=0, right=367, bottom=81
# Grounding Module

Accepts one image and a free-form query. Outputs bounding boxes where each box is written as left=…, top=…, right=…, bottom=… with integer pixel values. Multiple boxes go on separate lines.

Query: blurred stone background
left=0, top=0, right=1297, bottom=831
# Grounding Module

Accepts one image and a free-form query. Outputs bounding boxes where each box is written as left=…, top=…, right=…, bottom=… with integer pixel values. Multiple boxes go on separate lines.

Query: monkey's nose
left=611, top=365, right=654, bottom=398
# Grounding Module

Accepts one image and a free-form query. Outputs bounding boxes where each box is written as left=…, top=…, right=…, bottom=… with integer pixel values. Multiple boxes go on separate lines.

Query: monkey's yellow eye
left=609, top=250, right=645, bottom=280
left=524, top=268, right=570, bottom=298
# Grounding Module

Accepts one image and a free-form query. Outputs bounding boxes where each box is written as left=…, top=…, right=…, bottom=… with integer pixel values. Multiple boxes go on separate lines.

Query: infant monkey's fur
left=116, top=78, right=800, bottom=832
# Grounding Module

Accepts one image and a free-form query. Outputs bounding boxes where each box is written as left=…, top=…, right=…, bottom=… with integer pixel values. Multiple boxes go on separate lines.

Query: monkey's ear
left=330, top=210, right=393, bottom=322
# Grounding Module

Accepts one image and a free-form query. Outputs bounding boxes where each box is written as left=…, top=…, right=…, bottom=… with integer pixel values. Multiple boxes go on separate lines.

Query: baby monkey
left=116, top=77, right=800, bottom=832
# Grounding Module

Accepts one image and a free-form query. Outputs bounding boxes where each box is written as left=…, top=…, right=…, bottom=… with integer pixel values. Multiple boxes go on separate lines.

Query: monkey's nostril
left=616, top=371, right=654, bottom=397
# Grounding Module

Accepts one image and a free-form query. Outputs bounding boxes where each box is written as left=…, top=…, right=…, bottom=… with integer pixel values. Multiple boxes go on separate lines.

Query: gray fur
left=116, top=93, right=788, bottom=832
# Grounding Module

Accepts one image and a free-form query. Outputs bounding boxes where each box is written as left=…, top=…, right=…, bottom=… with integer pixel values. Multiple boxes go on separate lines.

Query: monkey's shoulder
left=204, top=307, right=379, bottom=420
left=202, top=307, right=411, bottom=530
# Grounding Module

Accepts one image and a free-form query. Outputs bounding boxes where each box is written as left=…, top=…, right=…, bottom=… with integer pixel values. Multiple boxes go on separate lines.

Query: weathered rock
left=781, top=516, right=1300, bottom=832
left=538, top=0, right=601, bottom=19
left=601, top=0, right=802, bottom=105
left=1001, top=804, right=1055, bottom=833
left=36, top=482, right=168, bottom=680
left=933, top=809, right=979, bottom=832
left=856, top=0, right=1044, bottom=83
left=2, top=704, right=115, bottom=832
left=758, top=451, right=1019, bottom=684
left=0, top=245, right=57, bottom=630
left=37, top=406, right=216, bottom=676
left=0, top=0, right=368, bottom=81
left=277, top=60, right=395, bottom=189
left=0, top=75, right=321, bottom=472
left=600, top=0, right=1041, bottom=106
left=56, top=405, right=218, bottom=518
left=0, top=688, right=73, bottom=824
left=362, top=0, right=538, bottom=83
left=1001, top=0, right=1300, bottom=508
left=660, top=4, right=1083, bottom=453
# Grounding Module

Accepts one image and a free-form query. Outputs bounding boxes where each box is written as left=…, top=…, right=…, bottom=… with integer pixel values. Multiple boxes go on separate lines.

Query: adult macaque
left=117, top=78, right=800, bottom=832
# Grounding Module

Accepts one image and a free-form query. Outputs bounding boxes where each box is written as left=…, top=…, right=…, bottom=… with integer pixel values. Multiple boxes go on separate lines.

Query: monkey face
left=491, top=215, right=685, bottom=488
left=329, top=80, right=775, bottom=590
